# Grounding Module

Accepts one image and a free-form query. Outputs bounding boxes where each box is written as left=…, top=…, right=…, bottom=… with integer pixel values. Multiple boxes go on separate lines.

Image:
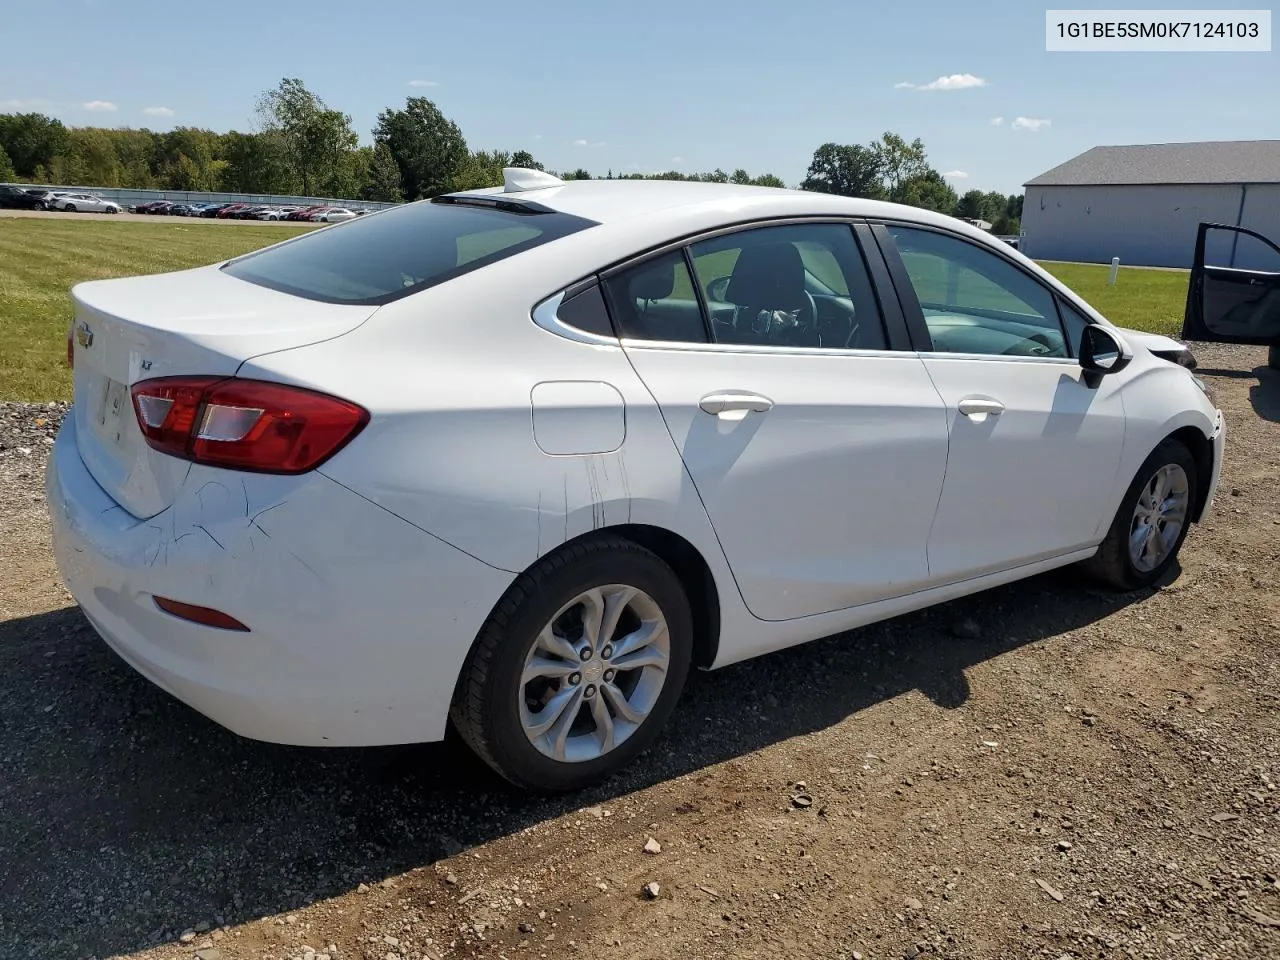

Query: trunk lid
left=69, top=264, right=379, bottom=519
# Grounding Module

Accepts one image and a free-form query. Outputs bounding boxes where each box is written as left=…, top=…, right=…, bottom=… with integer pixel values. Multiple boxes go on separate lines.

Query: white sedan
left=315, top=207, right=356, bottom=223
left=51, top=193, right=121, bottom=213
left=48, top=170, right=1223, bottom=791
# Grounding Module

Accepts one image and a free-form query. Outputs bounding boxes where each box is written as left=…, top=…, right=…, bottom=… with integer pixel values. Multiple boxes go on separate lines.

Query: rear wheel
left=1083, top=439, right=1198, bottom=590
left=451, top=535, right=693, bottom=792
left=63, top=204, right=76, bottom=212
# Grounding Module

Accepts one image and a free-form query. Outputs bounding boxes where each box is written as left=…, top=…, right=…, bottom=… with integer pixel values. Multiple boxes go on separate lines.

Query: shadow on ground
left=0, top=569, right=1151, bottom=959
left=1195, top=364, right=1279, bottom=423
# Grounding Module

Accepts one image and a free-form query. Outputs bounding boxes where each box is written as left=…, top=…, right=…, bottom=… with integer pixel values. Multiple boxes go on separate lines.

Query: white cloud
left=896, top=73, right=986, bottom=91
left=407, top=80, right=439, bottom=87
left=83, top=100, right=117, bottom=111
left=990, top=116, right=1004, bottom=126
left=532, top=133, right=543, bottom=140
left=1012, top=116, right=1051, bottom=132
left=143, top=106, right=175, bottom=117
left=671, top=156, right=683, bottom=162
left=943, top=170, right=969, bottom=179
left=572, top=138, right=605, bottom=147
left=0, top=97, right=50, bottom=111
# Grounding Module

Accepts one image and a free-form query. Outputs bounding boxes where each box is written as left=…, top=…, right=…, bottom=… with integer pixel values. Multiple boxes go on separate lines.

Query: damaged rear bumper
left=46, top=415, right=513, bottom=746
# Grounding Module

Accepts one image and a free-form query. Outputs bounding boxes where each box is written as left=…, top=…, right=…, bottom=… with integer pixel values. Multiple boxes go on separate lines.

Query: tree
left=374, top=96, right=468, bottom=200
left=872, top=133, right=929, bottom=201
left=800, top=143, right=884, bottom=198
left=60, top=128, right=124, bottom=187
left=1005, top=193, right=1024, bottom=220
left=257, top=78, right=358, bottom=196
left=0, top=142, right=15, bottom=182
left=220, top=130, right=297, bottom=194
left=894, top=169, right=958, bottom=216
left=562, top=168, right=592, bottom=180
left=992, top=214, right=1020, bottom=235
left=510, top=150, right=542, bottom=171
left=956, top=189, right=987, bottom=220
left=0, top=113, right=68, bottom=179
left=751, top=173, right=786, bottom=188
left=155, top=127, right=225, bottom=191
left=448, top=149, right=511, bottom=192
left=361, top=141, right=403, bottom=202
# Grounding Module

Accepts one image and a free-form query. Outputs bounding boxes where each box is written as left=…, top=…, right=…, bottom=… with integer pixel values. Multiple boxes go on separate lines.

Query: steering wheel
left=733, top=290, right=818, bottom=343
left=1002, top=332, right=1055, bottom=357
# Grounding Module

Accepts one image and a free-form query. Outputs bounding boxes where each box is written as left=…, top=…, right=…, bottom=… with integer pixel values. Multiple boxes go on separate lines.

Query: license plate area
left=92, top=377, right=132, bottom=449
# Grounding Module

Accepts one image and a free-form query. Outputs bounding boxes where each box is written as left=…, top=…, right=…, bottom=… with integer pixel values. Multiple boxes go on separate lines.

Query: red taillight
left=130, top=376, right=368, bottom=474
left=153, top=596, right=250, bottom=631
left=66, top=325, right=74, bottom=369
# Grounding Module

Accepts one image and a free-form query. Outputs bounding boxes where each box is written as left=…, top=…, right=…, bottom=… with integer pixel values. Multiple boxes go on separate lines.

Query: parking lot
left=1, top=342, right=1277, bottom=959
left=0, top=209, right=319, bottom=227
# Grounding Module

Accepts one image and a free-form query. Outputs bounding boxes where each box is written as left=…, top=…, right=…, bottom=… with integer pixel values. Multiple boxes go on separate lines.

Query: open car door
left=1182, top=222, right=1280, bottom=368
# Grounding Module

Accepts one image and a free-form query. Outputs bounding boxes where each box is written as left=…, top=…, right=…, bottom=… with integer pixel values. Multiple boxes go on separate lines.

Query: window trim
left=598, top=216, right=907, bottom=356
left=532, top=282, right=621, bottom=346
left=872, top=219, right=1077, bottom=361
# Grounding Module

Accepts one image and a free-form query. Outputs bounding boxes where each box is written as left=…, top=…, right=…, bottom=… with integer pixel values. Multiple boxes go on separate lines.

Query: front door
left=604, top=222, right=950, bottom=622
left=878, top=223, right=1127, bottom=584
left=1181, top=222, right=1280, bottom=347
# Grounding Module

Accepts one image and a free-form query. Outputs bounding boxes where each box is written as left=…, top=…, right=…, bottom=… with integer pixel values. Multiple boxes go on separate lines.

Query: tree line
left=0, top=77, right=1020, bottom=231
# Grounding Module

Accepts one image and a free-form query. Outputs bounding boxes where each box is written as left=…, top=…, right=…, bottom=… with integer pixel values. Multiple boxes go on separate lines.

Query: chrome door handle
left=957, top=397, right=1005, bottom=422
left=699, top=392, right=774, bottom=419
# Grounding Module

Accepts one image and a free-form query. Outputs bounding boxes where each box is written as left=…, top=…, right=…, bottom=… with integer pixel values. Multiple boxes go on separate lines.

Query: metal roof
left=1024, top=140, right=1280, bottom=187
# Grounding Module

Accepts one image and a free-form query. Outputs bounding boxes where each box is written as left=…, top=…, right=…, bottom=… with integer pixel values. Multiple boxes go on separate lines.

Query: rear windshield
left=222, top=199, right=597, bottom=305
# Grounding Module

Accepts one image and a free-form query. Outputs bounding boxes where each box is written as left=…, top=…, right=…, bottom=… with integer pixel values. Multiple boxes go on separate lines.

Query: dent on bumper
left=47, top=417, right=514, bottom=746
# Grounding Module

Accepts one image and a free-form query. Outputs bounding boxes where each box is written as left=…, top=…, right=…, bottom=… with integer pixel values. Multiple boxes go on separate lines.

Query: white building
left=1021, top=140, right=1280, bottom=269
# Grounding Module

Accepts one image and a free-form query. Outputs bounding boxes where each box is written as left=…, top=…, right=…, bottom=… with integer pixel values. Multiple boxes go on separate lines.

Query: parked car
left=286, top=205, right=326, bottom=221
left=0, top=185, right=46, bottom=209
left=198, top=203, right=233, bottom=218
left=1181, top=221, right=1280, bottom=370
left=51, top=193, right=120, bottom=213
left=49, top=170, right=1224, bottom=792
left=168, top=203, right=198, bottom=217
left=33, top=191, right=69, bottom=210
left=216, top=203, right=250, bottom=218
left=314, top=207, right=355, bottom=223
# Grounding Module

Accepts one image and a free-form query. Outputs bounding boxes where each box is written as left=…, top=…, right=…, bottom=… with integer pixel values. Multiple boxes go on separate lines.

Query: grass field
left=0, top=218, right=1190, bottom=403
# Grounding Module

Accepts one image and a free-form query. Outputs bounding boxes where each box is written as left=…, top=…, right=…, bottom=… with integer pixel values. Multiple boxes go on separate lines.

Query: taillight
left=130, top=376, right=368, bottom=474
left=66, top=324, right=74, bottom=369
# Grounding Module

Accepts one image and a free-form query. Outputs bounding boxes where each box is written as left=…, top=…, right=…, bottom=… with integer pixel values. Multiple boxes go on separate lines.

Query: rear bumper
left=47, top=415, right=513, bottom=746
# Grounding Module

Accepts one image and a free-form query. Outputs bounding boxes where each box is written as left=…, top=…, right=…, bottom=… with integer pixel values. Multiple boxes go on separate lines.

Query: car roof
left=443, top=174, right=971, bottom=235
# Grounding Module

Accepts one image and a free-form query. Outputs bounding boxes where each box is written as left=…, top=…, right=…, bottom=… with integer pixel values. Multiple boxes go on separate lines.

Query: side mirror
left=705, top=276, right=731, bottom=302
left=1078, top=324, right=1132, bottom=386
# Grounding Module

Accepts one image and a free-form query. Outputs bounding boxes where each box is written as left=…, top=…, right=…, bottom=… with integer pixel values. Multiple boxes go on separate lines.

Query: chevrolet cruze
left=48, top=169, right=1224, bottom=791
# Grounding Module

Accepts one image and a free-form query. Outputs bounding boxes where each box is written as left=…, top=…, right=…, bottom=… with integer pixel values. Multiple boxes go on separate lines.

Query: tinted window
left=556, top=283, right=615, bottom=337
left=690, top=223, right=887, bottom=350
left=223, top=200, right=597, bottom=305
left=1056, top=299, right=1094, bottom=357
left=603, top=251, right=708, bottom=343
left=888, top=226, right=1067, bottom=358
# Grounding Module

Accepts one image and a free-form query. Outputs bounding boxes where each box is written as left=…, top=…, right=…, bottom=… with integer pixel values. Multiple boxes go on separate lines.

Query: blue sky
left=2, top=0, right=1275, bottom=193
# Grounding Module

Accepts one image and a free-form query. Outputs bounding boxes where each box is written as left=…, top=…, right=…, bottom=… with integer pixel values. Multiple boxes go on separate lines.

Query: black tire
left=63, top=204, right=76, bottom=212
left=451, top=534, right=693, bottom=792
left=1083, top=439, right=1198, bottom=591
left=1268, top=343, right=1279, bottom=371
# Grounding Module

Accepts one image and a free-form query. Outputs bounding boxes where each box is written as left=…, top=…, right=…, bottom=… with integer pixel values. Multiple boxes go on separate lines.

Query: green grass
left=0, top=219, right=311, bottom=401
left=1038, top=261, right=1189, bottom=337
left=0, top=217, right=1192, bottom=403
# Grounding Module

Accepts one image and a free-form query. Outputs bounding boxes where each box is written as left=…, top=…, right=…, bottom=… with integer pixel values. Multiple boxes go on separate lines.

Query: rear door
left=1182, top=222, right=1280, bottom=345
left=608, top=220, right=951, bottom=622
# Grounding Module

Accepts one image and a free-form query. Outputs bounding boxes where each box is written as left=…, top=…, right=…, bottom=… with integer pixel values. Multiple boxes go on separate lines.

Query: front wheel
left=451, top=535, right=693, bottom=792
left=1083, top=439, right=1198, bottom=590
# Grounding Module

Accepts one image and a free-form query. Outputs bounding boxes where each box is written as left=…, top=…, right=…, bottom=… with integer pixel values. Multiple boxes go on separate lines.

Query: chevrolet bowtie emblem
left=75, top=323, right=93, bottom=348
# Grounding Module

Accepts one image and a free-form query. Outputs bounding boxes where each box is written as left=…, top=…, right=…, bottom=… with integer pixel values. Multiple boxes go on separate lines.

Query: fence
left=3, top=183, right=400, bottom=211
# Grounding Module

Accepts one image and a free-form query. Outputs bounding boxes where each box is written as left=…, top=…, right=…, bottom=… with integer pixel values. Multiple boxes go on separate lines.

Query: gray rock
left=643, top=837, right=662, bottom=854
left=643, top=881, right=661, bottom=899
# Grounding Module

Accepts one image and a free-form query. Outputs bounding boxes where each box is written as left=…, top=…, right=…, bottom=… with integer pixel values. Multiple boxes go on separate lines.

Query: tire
left=451, top=534, right=694, bottom=792
left=1083, top=439, right=1198, bottom=591
left=1268, top=343, right=1280, bottom=371
left=64, top=204, right=76, bottom=212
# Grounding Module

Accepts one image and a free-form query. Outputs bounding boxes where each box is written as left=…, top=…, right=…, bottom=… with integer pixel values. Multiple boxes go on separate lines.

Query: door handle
left=957, top=397, right=1005, bottom=422
left=699, top=392, right=774, bottom=419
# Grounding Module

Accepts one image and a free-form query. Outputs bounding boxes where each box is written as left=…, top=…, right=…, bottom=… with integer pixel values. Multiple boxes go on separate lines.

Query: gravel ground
left=1, top=344, right=1277, bottom=960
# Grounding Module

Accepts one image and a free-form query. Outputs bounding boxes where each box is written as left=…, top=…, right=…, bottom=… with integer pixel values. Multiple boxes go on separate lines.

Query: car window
left=887, top=225, right=1067, bottom=358
left=1056, top=299, right=1094, bottom=357
left=602, top=250, right=708, bottom=343
left=689, top=223, right=888, bottom=350
left=222, top=200, right=597, bottom=305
